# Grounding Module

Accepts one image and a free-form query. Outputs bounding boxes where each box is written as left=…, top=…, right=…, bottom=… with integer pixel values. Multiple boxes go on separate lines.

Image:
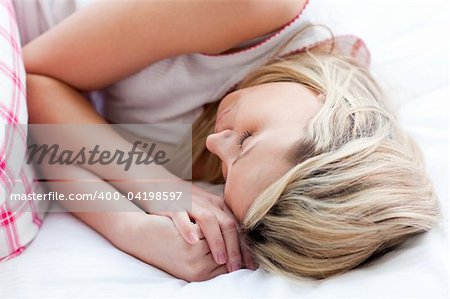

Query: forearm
left=40, top=161, right=144, bottom=246
left=26, top=74, right=184, bottom=213
left=41, top=162, right=228, bottom=282
left=74, top=210, right=142, bottom=248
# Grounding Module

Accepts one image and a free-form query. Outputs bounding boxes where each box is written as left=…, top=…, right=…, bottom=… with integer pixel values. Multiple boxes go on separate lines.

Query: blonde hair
left=189, top=31, right=440, bottom=279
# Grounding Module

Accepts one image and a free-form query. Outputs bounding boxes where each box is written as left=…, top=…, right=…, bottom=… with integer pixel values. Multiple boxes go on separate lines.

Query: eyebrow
left=232, top=140, right=260, bottom=166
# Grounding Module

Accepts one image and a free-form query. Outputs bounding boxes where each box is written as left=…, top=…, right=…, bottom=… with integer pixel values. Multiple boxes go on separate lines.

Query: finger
left=170, top=212, right=200, bottom=244
left=194, top=207, right=227, bottom=265
left=192, top=223, right=204, bottom=239
left=215, top=209, right=242, bottom=272
left=221, top=202, right=234, bottom=217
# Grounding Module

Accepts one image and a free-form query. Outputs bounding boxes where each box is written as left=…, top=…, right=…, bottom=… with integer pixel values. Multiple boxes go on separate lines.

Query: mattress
left=0, top=0, right=448, bottom=298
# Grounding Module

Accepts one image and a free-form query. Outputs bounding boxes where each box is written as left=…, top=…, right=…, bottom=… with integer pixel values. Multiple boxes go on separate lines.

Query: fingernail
left=217, top=252, right=227, bottom=264
left=231, top=262, right=241, bottom=272
left=189, top=232, right=199, bottom=243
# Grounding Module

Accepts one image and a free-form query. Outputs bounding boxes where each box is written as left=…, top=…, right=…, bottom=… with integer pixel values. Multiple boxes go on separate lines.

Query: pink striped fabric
left=0, top=0, right=47, bottom=262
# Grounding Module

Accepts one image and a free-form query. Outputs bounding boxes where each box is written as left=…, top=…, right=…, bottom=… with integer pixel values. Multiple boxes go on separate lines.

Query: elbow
left=22, top=44, right=46, bottom=77
left=23, top=45, right=86, bottom=93
left=25, top=74, right=62, bottom=124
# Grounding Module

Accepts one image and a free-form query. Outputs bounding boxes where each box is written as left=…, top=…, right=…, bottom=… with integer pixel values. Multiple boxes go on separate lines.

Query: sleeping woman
left=18, top=0, right=439, bottom=281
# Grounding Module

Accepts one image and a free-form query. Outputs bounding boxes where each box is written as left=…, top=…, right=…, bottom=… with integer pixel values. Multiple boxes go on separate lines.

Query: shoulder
left=204, top=0, right=308, bottom=55
left=249, top=0, right=308, bottom=21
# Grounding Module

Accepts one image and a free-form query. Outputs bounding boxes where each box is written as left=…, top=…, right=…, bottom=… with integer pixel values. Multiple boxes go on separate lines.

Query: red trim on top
left=200, top=0, right=310, bottom=57
left=351, top=38, right=363, bottom=58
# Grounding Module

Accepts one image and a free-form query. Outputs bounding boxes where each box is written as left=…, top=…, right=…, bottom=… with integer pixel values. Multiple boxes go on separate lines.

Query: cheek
left=223, top=168, right=257, bottom=221
left=223, top=177, right=241, bottom=219
left=223, top=175, right=248, bottom=221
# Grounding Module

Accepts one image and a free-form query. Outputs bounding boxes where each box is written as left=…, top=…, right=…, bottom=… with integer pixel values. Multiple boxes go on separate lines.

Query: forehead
left=234, top=83, right=320, bottom=121
left=234, top=81, right=317, bottom=100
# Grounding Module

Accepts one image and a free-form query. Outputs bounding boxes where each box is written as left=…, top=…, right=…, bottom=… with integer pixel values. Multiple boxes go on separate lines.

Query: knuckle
left=181, top=229, right=192, bottom=239
left=221, top=218, right=237, bottom=232
left=175, top=223, right=191, bottom=234
left=198, top=210, right=215, bottom=223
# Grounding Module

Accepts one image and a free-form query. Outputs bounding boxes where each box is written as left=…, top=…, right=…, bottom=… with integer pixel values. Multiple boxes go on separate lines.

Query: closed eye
left=236, top=130, right=251, bottom=148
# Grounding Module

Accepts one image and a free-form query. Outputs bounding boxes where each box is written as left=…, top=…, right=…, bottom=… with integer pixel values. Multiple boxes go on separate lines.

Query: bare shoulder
left=205, top=0, right=308, bottom=55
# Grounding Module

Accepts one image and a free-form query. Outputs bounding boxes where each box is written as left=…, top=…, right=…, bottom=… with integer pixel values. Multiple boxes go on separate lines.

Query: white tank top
left=14, top=0, right=369, bottom=146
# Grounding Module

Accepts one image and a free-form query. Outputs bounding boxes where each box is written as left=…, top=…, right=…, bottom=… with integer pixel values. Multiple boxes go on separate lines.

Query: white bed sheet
left=1, top=0, right=448, bottom=298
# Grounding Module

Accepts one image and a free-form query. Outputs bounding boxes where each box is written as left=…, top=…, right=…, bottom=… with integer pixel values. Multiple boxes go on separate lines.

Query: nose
left=205, top=129, right=235, bottom=159
left=205, top=129, right=238, bottom=178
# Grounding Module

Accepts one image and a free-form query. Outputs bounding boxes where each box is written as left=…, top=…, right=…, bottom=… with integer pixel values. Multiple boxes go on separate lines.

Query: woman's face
left=206, top=82, right=323, bottom=221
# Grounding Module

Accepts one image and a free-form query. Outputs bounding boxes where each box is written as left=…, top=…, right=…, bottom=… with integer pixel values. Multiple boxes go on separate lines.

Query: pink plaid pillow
left=0, top=0, right=48, bottom=261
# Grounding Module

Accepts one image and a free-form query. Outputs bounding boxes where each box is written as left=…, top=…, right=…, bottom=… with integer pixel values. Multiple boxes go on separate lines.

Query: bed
left=0, top=0, right=448, bottom=298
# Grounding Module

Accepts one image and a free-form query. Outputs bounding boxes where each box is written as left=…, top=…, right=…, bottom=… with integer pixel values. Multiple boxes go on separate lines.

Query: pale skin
left=23, top=0, right=308, bottom=282
left=206, top=82, right=324, bottom=220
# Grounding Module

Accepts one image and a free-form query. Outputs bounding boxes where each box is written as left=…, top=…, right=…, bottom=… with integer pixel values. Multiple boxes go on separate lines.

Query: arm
left=23, top=0, right=306, bottom=91
left=26, top=72, right=245, bottom=274
left=25, top=0, right=306, bottom=190
left=38, top=157, right=224, bottom=282
left=24, top=0, right=303, bottom=276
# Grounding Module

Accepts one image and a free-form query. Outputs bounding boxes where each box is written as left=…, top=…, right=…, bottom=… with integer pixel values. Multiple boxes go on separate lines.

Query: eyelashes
left=236, top=130, right=252, bottom=147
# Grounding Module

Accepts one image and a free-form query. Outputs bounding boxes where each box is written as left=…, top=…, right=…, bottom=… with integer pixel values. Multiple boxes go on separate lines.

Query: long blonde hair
left=189, top=30, right=440, bottom=279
